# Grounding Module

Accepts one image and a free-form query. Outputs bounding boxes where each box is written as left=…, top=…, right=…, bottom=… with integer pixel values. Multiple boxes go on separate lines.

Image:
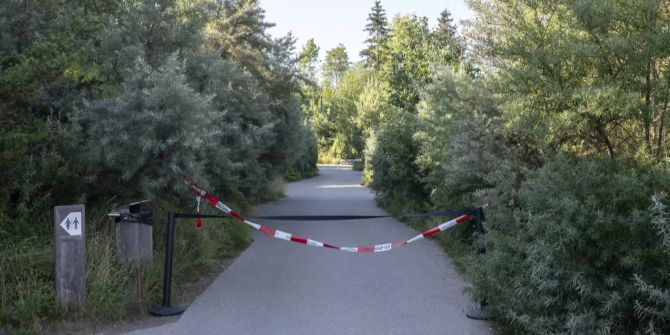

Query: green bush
left=369, top=109, right=429, bottom=212
left=0, top=1, right=316, bottom=332
left=468, top=156, right=670, bottom=334
left=77, top=55, right=218, bottom=202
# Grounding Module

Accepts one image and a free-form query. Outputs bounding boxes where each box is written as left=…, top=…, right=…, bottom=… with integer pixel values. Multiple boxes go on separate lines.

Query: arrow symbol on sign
left=60, top=212, right=82, bottom=236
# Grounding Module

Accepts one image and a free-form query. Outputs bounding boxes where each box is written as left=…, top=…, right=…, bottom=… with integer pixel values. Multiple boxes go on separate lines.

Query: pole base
left=466, top=306, right=490, bottom=320
left=149, top=304, right=184, bottom=317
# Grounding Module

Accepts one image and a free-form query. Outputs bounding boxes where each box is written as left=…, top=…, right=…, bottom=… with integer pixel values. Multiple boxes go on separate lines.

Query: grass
left=376, top=197, right=480, bottom=277
left=0, top=201, right=252, bottom=334
left=0, top=237, right=59, bottom=333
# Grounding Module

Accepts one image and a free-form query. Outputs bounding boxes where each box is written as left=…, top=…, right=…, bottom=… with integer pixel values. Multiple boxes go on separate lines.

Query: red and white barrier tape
left=181, top=174, right=473, bottom=253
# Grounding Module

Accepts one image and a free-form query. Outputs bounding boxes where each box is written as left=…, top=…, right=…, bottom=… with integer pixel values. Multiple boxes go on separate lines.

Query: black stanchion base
left=466, top=307, right=490, bottom=320
left=149, top=304, right=184, bottom=317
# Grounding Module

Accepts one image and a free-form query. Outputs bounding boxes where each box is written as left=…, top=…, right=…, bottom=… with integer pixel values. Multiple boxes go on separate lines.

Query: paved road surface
left=125, top=166, right=494, bottom=335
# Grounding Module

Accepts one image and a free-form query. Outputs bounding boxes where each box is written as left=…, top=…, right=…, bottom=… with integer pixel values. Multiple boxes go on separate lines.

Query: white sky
left=260, top=0, right=476, bottom=63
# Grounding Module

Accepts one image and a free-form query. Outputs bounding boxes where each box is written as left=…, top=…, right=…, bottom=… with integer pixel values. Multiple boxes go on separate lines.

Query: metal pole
left=162, top=211, right=175, bottom=306
left=149, top=211, right=183, bottom=316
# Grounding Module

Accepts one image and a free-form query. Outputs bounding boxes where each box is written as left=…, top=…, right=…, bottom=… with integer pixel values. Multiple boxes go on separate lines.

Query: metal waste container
left=109, top=201, right=153, bottom=266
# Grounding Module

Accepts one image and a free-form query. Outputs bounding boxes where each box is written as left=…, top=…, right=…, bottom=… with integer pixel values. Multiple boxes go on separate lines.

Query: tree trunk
left=644, top=60, right=652, bottom=150
left=658, top=82, right=669, bottom=157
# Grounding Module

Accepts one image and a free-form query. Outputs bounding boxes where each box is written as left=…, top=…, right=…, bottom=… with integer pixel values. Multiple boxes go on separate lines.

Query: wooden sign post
left=54, top=204, right=86, bottom=305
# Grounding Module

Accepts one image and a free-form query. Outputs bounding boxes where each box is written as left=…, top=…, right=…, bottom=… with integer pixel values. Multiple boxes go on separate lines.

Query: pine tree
left=433, top=9, right=463, bottom=66
left=360, top=0, right=389, bottom=69
left=206, top=0, right=274, bottom=79
left=298, top=38, right=320, bottom=82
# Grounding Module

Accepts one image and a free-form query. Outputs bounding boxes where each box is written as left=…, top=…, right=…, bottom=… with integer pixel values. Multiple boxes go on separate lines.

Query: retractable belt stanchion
left=149, top=211, right=228, bottom=317
left=152, top=170, right=493, bottom=320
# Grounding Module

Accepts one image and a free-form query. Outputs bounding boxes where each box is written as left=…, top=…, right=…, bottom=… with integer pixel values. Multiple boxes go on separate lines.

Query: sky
left=260, top=0, right=476, bottom=63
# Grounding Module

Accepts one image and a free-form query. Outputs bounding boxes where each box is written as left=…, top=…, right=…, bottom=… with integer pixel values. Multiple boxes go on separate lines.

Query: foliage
left=355, top=76, right=393, bottom=138
left=468, top=157, right=670, bottom=334
left=305, top=1, right=670, bottom=334
left=432, top=9, right=464, bottom=68
left=77, top=55, right=218, bottom=201
left=323, top=65, right=370, bottom=159
left=321, top=44, right=350, bottom=87
left=361, top=0, right=389, bottom=69
left=379, top=14, right=433, bottom=112
left=0, top=0, right=316, bottom=331
left=369, top=109, right=428, bottom=212
left=467, top=0, right=670, bottom=158
left=0, top=206, right=251, bottom=332
left=631, top=195, right=670, bottom=335
left=415, top=69, right=522, bottom=210
left=298, top=38, right=320, bottom=83
left=205, top=0, right=274, bottom=80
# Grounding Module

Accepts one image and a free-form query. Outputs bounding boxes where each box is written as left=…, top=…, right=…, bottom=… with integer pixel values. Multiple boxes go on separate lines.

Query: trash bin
left=109, top=201, right=153, bottom=266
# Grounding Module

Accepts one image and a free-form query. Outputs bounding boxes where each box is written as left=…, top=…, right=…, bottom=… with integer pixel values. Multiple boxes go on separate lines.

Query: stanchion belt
left=180, top=173, right=473, bottom=253
left=252, top=215, right=390, bottom=220
left=253, top=211, right=480, bottom=221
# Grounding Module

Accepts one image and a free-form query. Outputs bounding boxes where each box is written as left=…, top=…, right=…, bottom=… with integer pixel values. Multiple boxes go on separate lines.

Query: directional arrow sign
left=60, top=212, right=82, bottom=236
left=54, top=205, right=85, bottom=305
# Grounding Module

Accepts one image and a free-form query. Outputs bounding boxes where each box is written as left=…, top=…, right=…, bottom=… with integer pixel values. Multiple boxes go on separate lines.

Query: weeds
left=0, top=202, right=251, bottom=334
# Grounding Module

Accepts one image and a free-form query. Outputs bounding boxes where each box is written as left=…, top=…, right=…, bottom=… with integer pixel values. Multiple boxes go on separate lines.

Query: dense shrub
left=369, top=109, right=429, bottom=212
left=415, top=69, right=523, bottom=210
left=468, top=156, right=670, bottom=334
left=77, top=55, right=218, bottom=201
left=0, top=0, right=316, bottom=332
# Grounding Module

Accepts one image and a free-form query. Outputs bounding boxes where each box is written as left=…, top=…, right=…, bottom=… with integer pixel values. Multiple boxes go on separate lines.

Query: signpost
left=54, top=205, right=86, bottom=305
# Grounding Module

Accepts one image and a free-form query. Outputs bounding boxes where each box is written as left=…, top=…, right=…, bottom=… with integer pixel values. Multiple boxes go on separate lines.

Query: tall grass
left=0, top=204, right=251, bottom=334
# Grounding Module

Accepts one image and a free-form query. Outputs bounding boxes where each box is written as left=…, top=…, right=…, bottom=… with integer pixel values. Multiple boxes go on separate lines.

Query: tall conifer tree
left=207, top=0, right=274, bottom=79
left=361, top=0, right=389, bottom=69
left=433, top=9, right=463, bottom=66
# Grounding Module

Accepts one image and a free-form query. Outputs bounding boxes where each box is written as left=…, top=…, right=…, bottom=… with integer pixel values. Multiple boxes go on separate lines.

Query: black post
left=466, top=207, right=490, bottom=320
left=149, top=211, right=184, bottom=316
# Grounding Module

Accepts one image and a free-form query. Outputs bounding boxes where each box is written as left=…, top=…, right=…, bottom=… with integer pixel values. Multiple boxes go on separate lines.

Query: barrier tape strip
left=180, top=173, right=473, bottom=253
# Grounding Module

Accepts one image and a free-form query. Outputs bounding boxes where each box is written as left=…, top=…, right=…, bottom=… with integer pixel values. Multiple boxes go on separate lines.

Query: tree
left=78, top=55, right=218, bottom=200
left=467, top=0, right=670, bottom=159
left=185, top=50, right=275, bottom=201
left=298, top=38, right=320, bottom=82
left=355, top=76, right=393, bottom=138
left=361, top=0, right=389, bottom=69
left=327, top=65, right=370, bottom=159
left=380, top=15, right=432, bottom=111
left=432, top=9, right=464, bottom=67
left=262, top=33, right=311, bottom=175
left=207, top=1, right=314, bottom=179
left=1, top=1, right=319, bottom=329
left=92, top=0, right=207, bottom=87
left=206, top=0, right=274, bottom=79
left=321, top=44, right=350, bottom=86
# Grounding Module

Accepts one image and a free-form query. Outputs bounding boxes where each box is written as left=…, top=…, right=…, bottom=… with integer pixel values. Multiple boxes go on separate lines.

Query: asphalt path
left=125, top=166, right=494, bottom=335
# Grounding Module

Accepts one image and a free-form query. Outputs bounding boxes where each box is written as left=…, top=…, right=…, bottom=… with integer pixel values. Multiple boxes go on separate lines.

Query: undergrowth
left=0, top=202, right=252, bottom=334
